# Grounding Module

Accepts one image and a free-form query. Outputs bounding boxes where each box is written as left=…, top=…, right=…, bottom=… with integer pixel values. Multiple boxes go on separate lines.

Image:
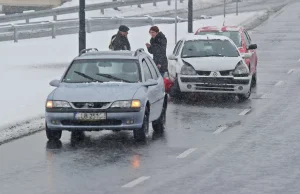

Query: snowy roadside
left=0, top=10, right=268, bottom=144
left=1, top=0, right=222, bottom=25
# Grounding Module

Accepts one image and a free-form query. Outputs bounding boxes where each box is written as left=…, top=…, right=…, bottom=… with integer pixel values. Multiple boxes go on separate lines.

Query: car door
left=146, top=57, right=164, bottom=118
left=169, top=40, right=183, bottom=80
left=244, top=30, right=257, bottom=72
left=243, top=31, right=255, bottom=74
left=141, top=58, right=159, bottom=122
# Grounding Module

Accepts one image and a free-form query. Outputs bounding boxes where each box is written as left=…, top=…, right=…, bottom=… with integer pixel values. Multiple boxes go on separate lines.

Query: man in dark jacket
left=146, top=26, right=168, bottom=77
left=110, top=25, right=131, bottom=51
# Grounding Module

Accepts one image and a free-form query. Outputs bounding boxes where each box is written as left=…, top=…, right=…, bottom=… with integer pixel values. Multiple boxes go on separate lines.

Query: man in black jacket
left=110, top=25, right=131, bottom=51
left=146, top=26, right=168, bottom=77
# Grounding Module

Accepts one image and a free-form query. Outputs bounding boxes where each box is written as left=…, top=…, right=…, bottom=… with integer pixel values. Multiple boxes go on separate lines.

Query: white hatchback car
left=168, top=34, right=253, bottom=100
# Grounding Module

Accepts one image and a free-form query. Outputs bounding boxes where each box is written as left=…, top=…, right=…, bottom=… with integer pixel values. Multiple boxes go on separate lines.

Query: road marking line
left=274, top=80, right=284, bottom=86
left=213, top=125, right=228, bottom=135
left=122, top=176, right=150, bottom=188
left=287, top=69, right=294, bottom=74
left=261, top=93, right=268, bottom=99
left=176, top=148, right=197, bottom=159
left=239, top=108, right=251, bottom=116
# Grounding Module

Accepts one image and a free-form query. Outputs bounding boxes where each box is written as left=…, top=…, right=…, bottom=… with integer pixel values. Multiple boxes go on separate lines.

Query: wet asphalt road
left=1, top=1, right=300, bottom=194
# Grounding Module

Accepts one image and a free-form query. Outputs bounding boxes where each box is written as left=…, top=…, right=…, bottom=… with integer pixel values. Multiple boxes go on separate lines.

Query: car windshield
left=196, top=31, right=242, bottom=47
left=62, top=59, right=141, bottom=83
left=181, top=39, right=240, bottom=58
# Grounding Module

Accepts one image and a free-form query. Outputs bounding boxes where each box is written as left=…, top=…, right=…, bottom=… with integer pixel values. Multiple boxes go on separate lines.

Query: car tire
left=152, top=99, right=167, bottom=133
left=169, top=78, right=185, bottom=100
left=238, top=86, right=252, bottom=101
left=46, top=124, right=62, bottom=141
left=133, top=107, right=149, bottom=141
left=252, top=73, right=257, bottom=87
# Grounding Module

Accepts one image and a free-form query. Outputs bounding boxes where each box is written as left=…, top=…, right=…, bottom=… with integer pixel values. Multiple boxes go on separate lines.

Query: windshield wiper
left=182, top=55, right=202, bottom=58
left=96, top=73, right=132, bottom=83
left=74, top=71, right=103, bottom=82
left=205, top=54, right=225, bottom=57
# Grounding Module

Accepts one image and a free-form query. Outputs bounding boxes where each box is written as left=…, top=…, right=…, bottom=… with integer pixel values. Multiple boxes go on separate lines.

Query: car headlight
left=46, top=100, right=71, bottom=108
left=111, top=100, right=141, bottom=108
left=181, top=63, right=197, bottom=75
left=233, top=61, right=249, bottom=76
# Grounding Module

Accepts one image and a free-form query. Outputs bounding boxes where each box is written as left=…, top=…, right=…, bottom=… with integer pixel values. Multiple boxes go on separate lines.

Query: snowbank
left=0, top=11, right=266, bottom=143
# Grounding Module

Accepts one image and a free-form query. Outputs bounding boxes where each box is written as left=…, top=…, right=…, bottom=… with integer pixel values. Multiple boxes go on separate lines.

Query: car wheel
left=46, top=124, right=62, bottom=141
left=71, top=131, right=85, bottom=141
left=152, top=99, right=167, bottom=133
left=252, top=73, right=257, bottom=87
left=238, top=86, right=252, bottom=101
left=169, top=77, right=185, bottom=100
left=133, top=107, right=149, bottom=141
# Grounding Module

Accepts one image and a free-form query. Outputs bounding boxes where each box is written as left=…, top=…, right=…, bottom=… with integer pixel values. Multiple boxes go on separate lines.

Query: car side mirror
left=241, top=53, right=252, bottom=59
left=168, top=54, right=178, bottom=61
left=49, top=79, right=60, bottom=87
left=248, top=44, right=257, bottom=50
left=143, top=79, right=158, bottom=87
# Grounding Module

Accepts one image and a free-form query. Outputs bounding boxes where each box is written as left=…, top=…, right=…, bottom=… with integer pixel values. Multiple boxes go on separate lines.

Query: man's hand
left=146, top=43, right=151, bottom=48
left=157, top=64, right=161, bottom=69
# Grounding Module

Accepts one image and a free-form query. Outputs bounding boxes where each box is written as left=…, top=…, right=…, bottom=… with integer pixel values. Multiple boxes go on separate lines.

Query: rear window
left=196, top=31, right=242, bottom=47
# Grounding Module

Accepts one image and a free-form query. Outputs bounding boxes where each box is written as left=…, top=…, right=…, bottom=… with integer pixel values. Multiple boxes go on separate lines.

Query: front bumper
left=178, top=75, right=251, bottom=94
left=46, top=108, right=144, bottom=131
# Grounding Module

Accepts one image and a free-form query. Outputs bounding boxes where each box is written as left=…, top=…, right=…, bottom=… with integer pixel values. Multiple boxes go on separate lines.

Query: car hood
left=182, top=57, right=242, bottom=71
left=52, top=82, right=142, bottom=102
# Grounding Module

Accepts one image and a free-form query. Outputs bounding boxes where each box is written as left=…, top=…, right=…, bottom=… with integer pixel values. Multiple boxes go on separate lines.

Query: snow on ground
left=0, top=11, right=267, bottom=143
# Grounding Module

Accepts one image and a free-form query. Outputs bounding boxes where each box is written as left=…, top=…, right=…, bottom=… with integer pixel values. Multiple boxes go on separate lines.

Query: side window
left=172, top=41, right=182, bottom=55
left=175, top=41, right=183, bottom=56
left=142, top=59, right=152, bottom=81
left=245, top=31, right=252, bottom=43
left=145, top=57, right=159, bottom=80
left=243, top=32, right=250, bottom=47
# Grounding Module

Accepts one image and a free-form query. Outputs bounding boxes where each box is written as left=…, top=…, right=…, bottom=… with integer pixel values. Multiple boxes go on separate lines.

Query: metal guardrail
left=0, top=0, right=184, bottom=24
left=0, top=16, right=187, bottom=42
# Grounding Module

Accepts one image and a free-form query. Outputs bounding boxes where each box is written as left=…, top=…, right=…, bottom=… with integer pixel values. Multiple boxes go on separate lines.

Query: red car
left=195, top=26, right=258, bottom=86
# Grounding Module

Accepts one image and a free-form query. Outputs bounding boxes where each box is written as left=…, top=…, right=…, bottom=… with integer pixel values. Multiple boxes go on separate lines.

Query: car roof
left=196, top=26, right=244, bottom=33
left=74, top=50, right=146, bottom=60
left=182, top=34, right=232, bottom=41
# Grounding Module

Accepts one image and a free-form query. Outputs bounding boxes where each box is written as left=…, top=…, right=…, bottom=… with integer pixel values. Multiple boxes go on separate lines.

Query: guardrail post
left=86, top=19, right=92, bottom=33
left=101, top=9, right=105, bottom=14
left=168, top=0, right=171, bottom=6
left=26, top=18, right=29, bottom=24
left=153, top=0, right=157, bottom=6
left=138, top=0, right=141, bottom=8
left=12, top=25, right=18, bottom=43
left=53, top=15, right=57, bottom=21
left=51, top=22, right=56, bottom=39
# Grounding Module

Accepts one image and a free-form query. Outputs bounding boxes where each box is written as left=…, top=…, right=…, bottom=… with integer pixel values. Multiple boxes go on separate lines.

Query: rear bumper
left=46, top=109, right=144, bottom=131
left=178, top=75, right=251, bottom=94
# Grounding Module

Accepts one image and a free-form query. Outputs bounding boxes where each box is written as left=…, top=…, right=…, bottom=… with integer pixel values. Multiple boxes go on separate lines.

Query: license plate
left=74, top=113, right=106, bottom=121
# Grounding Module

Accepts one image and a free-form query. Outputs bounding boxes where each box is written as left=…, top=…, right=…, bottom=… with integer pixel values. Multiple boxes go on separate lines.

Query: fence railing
left=0, top=16, right=187, bottom=42
left=0, top=0, right=184, bottom=24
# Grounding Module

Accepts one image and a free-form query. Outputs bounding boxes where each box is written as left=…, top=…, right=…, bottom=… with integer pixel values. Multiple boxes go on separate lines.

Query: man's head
left=149, top=26, right=159, bottom=38
left=119, top=25, right=130, bottom=36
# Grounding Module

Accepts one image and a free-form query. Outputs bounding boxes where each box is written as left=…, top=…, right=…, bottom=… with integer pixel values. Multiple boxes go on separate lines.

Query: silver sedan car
left=45, top=48, right=168, bottom=141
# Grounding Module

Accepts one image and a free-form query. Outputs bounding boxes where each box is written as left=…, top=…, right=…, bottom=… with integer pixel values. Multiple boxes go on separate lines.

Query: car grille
left=219, top=70, right=233, bottom=76
left=196, top=70, right=211, bottom=76
left=180, top=77, right=250, bottom=85
left=72, top=102, right=111, bottom=109
left=195, top=84, right=235, bottom=91
left=61, top=120, right=122, bottom=126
